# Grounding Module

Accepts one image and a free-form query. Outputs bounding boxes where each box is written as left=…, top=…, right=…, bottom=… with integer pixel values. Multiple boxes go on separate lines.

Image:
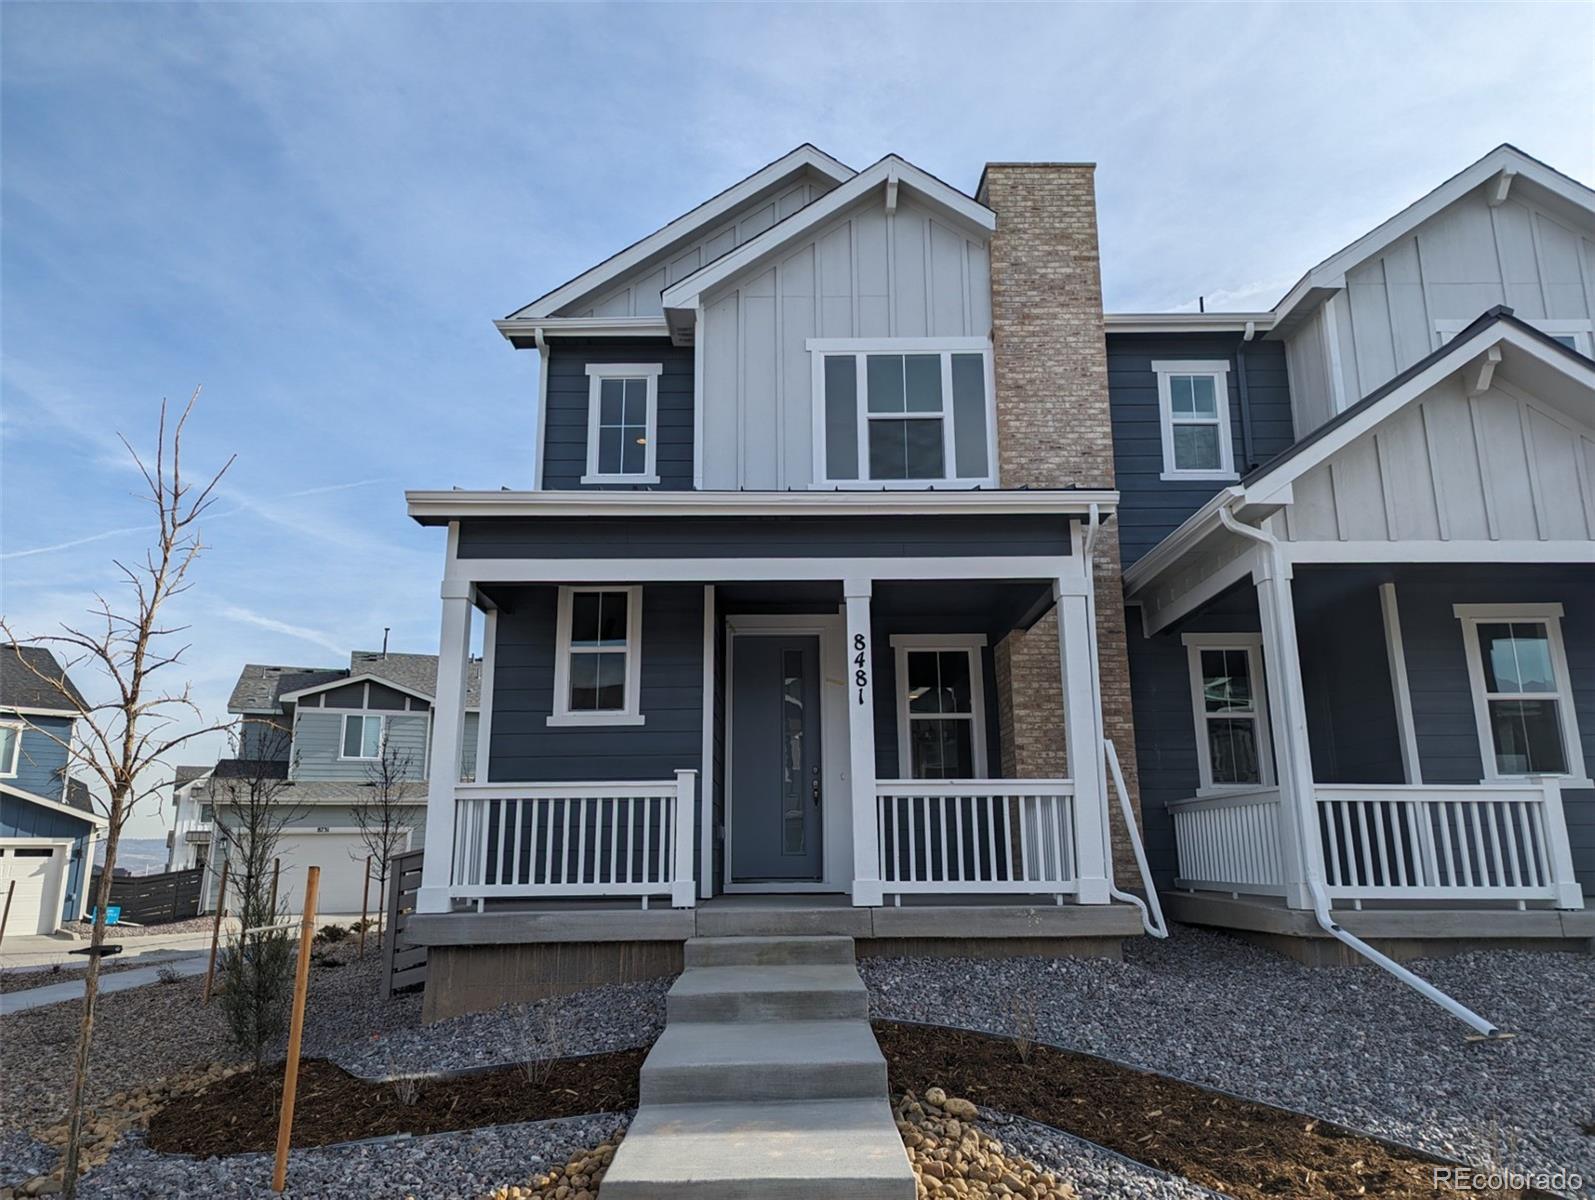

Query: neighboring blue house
left=1115, top=146, right=1594, bottom=954
left=1, top=645, right=105, bottom=935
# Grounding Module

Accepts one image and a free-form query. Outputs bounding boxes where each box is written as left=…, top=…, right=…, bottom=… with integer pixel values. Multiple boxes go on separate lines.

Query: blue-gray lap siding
left=0, top=791, right=96, bottom=922
left=1107, top=333, right=1295, bottom=567
left=542, top=338, right=695, bottom=490
left=5, top=714, right=74, bottom=803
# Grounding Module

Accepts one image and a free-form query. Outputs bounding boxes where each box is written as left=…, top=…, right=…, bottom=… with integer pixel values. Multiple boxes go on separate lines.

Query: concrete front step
left=639, top=1018, right=887, bottom=1105
left=696, top=906, right=872, bottom=938
left=666, top=964, right=869, bottom=1023
left=601, top=1098, right=916, bottom=1200
left=683, top=934, right=855, bottom=968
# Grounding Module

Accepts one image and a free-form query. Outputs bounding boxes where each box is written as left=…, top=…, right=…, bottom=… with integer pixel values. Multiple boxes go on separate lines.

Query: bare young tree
left=350, top=734, right=422, bottom=942
left=0, top=390, right=234, bottom=1197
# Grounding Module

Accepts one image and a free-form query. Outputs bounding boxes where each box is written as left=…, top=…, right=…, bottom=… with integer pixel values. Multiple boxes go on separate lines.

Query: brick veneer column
left=978, top=163, right=1143, bottom=880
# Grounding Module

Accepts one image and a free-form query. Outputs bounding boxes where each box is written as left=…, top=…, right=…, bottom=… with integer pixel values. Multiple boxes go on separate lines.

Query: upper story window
left=1182, top=634, right=1274, bottom=792
left=1454, top=604, right=1587, bottom=783
left=584, top=363, right=662, bottom=485
left=550, top=586, right=644, bottom=726
left=1155, top=361, right=1235, bottom=481
left=809, top=339, right=995, bottom=488
left=1436, top=318, right=1592, bottom=358
left=0, top=722, right=20, bottom=777
left=340, top=713, right=386, bottom=760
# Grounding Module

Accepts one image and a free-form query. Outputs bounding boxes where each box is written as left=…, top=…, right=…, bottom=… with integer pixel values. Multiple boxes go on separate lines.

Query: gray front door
left=730, top=635, right=824, bottom=882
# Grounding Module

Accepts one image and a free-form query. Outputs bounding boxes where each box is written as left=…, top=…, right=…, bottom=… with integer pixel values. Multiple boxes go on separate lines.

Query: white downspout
left=1079, top=504, right=1168, bottom=938
left=1216, top=507, right=1505, bottom=1039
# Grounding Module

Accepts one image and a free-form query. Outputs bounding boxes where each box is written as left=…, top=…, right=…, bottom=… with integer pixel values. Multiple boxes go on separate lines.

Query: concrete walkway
left=0, top=952, right=208, bottom=1015
left=603, top=931, right=915, bottom=1199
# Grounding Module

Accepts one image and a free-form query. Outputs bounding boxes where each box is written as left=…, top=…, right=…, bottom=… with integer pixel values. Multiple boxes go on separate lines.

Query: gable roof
left=227, top=651, right=483, bottom=714
left=2, top=645, right=88, bottom=714
left=656, top=154, right=995, bottom=340
left=1270, top=144, right=1595, bottom=334
left=506, top=145, right=855, bottom=323
left=1, top=779, right=106, bottom=827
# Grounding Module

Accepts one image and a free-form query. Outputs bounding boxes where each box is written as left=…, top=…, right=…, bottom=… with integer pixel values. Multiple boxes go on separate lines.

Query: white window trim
left=1154, top=360, right=1236, bottom=481
left=1453, top=603, right=1588, bottom=784
left=1435, top=318, right=1592, bottom=357
left=1181, top=633, right=1275, bottom=794
left=889, top=634, right=988, bottom=780
left=807, top=338, right=997, bottom=490
left=549, top=585, right=646, bottom=727
left=582, top=363, right=662, bottom=485
left=0, top=721, right=21, bottom=777
left=338, top=713, right=386, bottom=761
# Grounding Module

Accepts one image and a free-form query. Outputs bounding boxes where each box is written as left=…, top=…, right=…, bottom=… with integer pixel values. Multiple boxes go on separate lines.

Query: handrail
left=874, top=778, right=1072, bottom=797
left=1105, top=739, right=1167, bottom=938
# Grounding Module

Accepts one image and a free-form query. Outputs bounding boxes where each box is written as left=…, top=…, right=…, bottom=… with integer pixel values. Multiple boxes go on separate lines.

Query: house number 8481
left=853, top=633, right=869, bottom=704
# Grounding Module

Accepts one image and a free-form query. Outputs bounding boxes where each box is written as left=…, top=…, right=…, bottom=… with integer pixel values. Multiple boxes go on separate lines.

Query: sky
left=3, top=2, right=1591, bottom=837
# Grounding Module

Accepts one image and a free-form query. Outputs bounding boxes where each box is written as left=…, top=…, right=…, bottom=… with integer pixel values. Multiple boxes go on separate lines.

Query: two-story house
left=403, top=147, right=1154, bottom=1019
left=1, top=645, right=105, bottom=936
left=185, top=649, right=481, bottom=915
left=1115, top=145, right=1593, bottom=959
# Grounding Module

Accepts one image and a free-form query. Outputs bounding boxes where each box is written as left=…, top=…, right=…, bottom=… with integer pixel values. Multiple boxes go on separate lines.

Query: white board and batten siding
left=560, top=180, right=831, bottom=319
left=699, top=194, right=992, bottom=490
left=1286, top=186, right=1595, bottom=438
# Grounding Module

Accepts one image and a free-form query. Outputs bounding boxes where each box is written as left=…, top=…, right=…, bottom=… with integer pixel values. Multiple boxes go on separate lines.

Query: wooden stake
left=0, top=878, right=15, bottom=949
left=273, top=864, right=318, bottom=1193
left=357, top=856, right=372, bottom=960
left=201, top=858, right=229, bottom=1005
left=268, top=857, right=281, bottom=916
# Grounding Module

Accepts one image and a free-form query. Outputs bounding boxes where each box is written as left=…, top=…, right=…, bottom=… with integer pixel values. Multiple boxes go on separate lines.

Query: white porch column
left=417, top=580, right=475, bottom=915
left=1055, top=584, right=1110, bottom=903
left=1252, top=551, right=1320, bottom=910
left=844, top=577, right=882, bottom=906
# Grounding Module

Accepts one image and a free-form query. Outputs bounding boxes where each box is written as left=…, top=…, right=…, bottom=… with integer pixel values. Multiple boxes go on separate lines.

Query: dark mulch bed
left=146, top=1049, right=645, bottom=1157
left=876, top=1021, right=1530, bottom=1200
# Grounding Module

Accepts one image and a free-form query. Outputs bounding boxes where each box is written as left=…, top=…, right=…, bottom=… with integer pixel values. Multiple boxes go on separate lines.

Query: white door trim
left=722, top=613, right=849, bottom=894
left=0, top=837, right=73, bottom=935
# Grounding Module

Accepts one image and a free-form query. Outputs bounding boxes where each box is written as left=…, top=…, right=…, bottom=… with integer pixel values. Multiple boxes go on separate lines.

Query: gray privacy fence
left=87, top=866, right=204, bottom=925
left=383, top=849, right=427, bottom=998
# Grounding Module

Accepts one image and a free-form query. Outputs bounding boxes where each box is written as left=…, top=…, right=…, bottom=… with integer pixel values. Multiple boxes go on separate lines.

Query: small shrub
left=156, top=964, right=183, bottom=985
left=314, top=923, right=351, bottom=945
left=1009, top=988, right=1039, bottom=1067
left=218, top=926, right=297, bottom=1065
left=517, top=997, right=569, bottom=1089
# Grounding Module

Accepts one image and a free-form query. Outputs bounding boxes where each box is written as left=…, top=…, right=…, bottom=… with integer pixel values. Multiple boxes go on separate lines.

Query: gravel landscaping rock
left=331, top=978, right=670, bottom=1080
left=861, top=926, right=1595, bottom=1189
left=978, top=1109, right=1222, bottom=1200
left=73, top=1113, right=631, bottom=1200
left=66, top=916, right=223, bottom=940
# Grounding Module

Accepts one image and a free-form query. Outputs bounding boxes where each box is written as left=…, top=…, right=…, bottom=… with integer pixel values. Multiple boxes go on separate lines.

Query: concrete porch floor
left=1166, top=889, right=1595, bottom=964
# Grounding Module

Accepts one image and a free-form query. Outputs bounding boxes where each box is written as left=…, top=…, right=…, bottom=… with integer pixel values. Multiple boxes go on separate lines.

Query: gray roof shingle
left=2, top=645, right=88, bottom=712
left=226, top=650, right=481, bottom=714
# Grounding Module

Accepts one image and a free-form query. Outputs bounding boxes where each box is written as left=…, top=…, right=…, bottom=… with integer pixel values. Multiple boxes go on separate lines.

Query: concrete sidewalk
left=0, top=952, right=208, bottom=1015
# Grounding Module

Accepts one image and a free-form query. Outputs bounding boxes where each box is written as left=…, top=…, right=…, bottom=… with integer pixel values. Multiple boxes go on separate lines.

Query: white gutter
left=1215, top=507, right=1504, bottom=1039
left=1078, top=503, right=1168, bottom=938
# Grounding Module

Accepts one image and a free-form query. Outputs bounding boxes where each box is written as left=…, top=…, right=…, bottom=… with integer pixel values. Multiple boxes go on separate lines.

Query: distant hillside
left=96, top=837, right=169, bottom=876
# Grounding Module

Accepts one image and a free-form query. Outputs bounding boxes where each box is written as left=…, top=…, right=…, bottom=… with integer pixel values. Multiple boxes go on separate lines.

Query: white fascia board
left=1271, top=146, right=1595, bottom=328
left=277, top=671, right=435, bottom=705
left=1105, top=312, right=1276, bottom=335
left=407, top=488, right=1117, bottom=523
left=495, top=316, right=670, bottom=344
left=659, top=156, right=996, bottom=315
left=2, top=705, right=81, bottom=718
left=0, top=782, right=107, bottom=827
left=507, top=145, right=856, bottom=322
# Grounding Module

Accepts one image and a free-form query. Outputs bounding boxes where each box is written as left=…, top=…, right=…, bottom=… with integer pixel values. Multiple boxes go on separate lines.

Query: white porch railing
left=1169, top=788, right=1288, bottom=895
left=875, top=780, right=1078, bottom=899
left=449, top=769, right=696, bottom=908
left=1316, top=782, right=1579, bottom=904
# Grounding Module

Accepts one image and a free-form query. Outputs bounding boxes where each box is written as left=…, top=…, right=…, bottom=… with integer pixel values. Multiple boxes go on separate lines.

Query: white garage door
left=0, top=844, right=65, bottom=936
left=271, top=832, right=386, bottom=916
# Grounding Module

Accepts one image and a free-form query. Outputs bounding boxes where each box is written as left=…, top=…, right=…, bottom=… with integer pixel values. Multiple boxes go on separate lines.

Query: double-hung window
left=583, top=364, right=661, bottom=485
left=550, top=586, right=644, bottom=726
left=1182, top=635, right=1273, bottom=791
left=340, top=714, right=384, bottom=760
left=891, top=636, right=988, bottom=779
left=0, top=722, right=20, bottom=777
left=1154, top=361, right=1235, bottom=480
left=1455, top=604, right=1586, bottom=781
left=810, top=339, right=995, bottom=487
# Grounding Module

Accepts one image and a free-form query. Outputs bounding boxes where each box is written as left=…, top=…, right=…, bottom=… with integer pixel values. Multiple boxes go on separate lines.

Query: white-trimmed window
left=1154, top=360, right=1235, bottom=480
left=583, top=363, right=662, bottom=484
left=0, top=722, right=21, bottom=777
left=340, top=713, right=385, bottom=760
left=1436, top=318, right=1593, bottom=357
left=550, top=586, right=644, bottom=726
left=1182, top=634, right=1274, bottom=791
left=809, top=338, right=995, bottom=488
left=1454, top=604, right=1587, bottom=782
left=891, top=635, right=987, bottom=779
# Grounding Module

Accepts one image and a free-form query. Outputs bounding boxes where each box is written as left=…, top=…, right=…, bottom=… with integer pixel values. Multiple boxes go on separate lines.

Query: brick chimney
left=977, top=163, right=1142, bottom=875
